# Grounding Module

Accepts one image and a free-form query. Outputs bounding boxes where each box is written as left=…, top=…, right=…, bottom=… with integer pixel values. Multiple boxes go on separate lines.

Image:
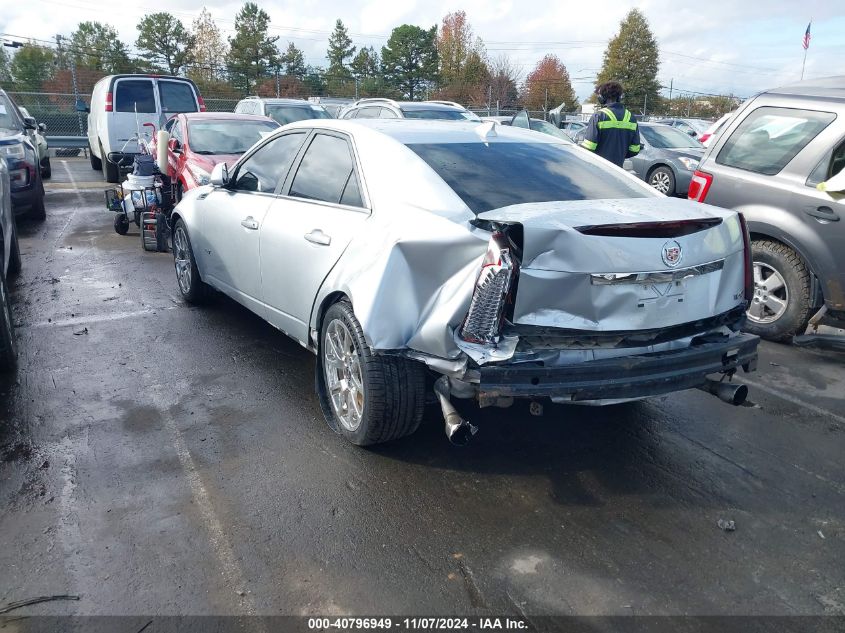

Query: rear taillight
left=738, top=213, right=753, bottom=303
left=197, top=96, right=206, bottom=112
left=460, top=232, right=519, bottom=344
left=698, top=133, right=711, bottom=144
left=105, top=92, right=113, bottom=112
left=688, top=170, right=713, bottom=203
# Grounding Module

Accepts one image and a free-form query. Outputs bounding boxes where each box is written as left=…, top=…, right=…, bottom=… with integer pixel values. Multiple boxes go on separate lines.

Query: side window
left=171, top=120, right=183, bottom=143
left=355, top=107, right=381, bottom=119
left=289, top=134, right=362, bottom=207
left=233, top=132, right=307, bottom=193
left=115, top=80, right=156, bottom=113
left=159, top=81, right=198, bottom=114
left=234, top=101, right=246, bottom=114
left=341, top=108, right=358, bottom=119
left=717, top=107, right=836, bottom=176
left=163, top=117, right=177, bottom=133
left=807, top=140, right=845, bottom=187
left=379, top=108, right=399, bottom=119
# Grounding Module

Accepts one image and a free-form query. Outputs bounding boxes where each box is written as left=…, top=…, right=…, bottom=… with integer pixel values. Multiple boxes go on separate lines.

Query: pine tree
left=280, top=42, right=306, bottom=79
left=136, top=12, right=193, bottom=75
left=595, top=9, right=660, bottom=114
left=381, top=25, right=438, bottom=100
left=326, top=19, right=355, bottom=79
left=350, top=46, right=379, bottom=79
left=70, top=22, right=133, bottom=73
left=227, top=2, right=279, bottom=93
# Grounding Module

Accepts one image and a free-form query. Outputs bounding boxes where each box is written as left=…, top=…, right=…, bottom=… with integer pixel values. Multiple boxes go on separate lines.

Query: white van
left=82, top=75, right=205, bottom=182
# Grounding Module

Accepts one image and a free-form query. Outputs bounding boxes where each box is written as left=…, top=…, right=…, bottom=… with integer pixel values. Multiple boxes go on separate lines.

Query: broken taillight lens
left=460, top=232, right=518, bottom=344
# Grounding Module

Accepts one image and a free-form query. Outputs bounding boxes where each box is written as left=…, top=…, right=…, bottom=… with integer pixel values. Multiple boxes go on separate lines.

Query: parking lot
left=0, top=157, right=844, bottom=618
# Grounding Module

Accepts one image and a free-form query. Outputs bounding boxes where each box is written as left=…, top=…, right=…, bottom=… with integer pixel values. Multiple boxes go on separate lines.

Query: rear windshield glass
left=407, top=142, right=649, bottom=213
left=115, top=80, right=156, bottom=113
left=266, top=105, right=331, bottom=125
left=159, top=81, right=198, bottom=113
left=716, top=106, right=836, bottom=176
left=641, top=125, right=702, bottom=149
left=401, top=109, right=468, bottom=120
left=188, top=120, right=280, bottom=154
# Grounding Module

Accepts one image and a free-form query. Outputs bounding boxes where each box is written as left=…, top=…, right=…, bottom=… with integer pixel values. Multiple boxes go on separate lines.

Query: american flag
left=802, top=21, right=812, bottom=50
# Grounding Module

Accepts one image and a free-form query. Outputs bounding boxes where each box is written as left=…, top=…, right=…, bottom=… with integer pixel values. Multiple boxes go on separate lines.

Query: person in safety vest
left=580, top=81, right=641, bottom=167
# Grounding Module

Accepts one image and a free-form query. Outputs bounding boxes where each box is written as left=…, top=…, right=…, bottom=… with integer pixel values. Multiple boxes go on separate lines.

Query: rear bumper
left=478, top=333, right=759, bottom=401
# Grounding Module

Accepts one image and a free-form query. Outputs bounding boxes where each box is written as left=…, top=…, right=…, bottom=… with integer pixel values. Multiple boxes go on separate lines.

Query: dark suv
left=689, top=77, right=845, bottom=341
left=0, top=89, right=46, bottom=220
left=0, top=155, right=21, bottom=370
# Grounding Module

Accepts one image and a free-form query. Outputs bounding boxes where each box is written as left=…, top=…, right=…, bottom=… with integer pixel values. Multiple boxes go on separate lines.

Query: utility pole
left=643, top=93, right=648, bottom=117
left=58, top=35, right=86, bottom=143
left=488, top=84, right=492, bottom=116
left=544, top=87, right=548, bottom=118
left=355, top=78, right=359, bottom=100
left=275, top=67, right=280, bottom=97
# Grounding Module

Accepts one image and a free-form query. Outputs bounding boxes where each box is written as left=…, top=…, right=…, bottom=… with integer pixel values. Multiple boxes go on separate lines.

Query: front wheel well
left=646, top=163, right=672, bottom=179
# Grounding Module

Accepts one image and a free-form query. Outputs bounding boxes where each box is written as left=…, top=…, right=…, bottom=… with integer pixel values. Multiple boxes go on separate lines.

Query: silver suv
left=339, top=98, right=480, bottom=121
left=234, top=97, right=332, bottom=125
left=689, top=77, right=845, bottom=341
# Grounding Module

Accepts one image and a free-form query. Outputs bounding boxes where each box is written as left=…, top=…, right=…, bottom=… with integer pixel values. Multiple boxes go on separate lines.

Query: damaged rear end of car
left=433, top=198, right=759, bottom=444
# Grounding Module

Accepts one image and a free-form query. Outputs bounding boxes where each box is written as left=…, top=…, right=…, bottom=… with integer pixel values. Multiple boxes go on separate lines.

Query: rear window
left=159, top=81, right=198, bottom=114
left=407, top=142, right=649, bottom=214
left=115, top=80, right=156, bottom=113
left=266, top=105, right=331, bottom=125
left=400, top=109, right=468, bottom=120
left=717, top=106, right=836, bottom=175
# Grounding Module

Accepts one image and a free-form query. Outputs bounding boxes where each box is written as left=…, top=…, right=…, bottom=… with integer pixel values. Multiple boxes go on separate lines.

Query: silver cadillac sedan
left=170, top=119, right=759, bottom=446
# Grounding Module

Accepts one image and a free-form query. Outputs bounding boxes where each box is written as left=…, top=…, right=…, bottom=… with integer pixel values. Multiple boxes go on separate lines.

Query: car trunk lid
left=476, top=198, right=746, bottom=332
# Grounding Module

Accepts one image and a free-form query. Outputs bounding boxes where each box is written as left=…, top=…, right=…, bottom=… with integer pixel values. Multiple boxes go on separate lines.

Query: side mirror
left=38, top=122, right=46, bottom=133
left=687, top=129, right=697, bottom=137
left=210, top=162, right=229, bottom=187
left=170, top=138, right=182, bottom=154
left=23, top=117, right=37, bottom=130
left=75, top=99, right=89, bottom=113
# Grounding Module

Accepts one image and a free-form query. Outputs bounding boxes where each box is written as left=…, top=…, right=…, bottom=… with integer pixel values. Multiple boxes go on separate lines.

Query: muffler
left=434, top=376, right=477, bottom=446
left=698, top=378, right=748, bottom=406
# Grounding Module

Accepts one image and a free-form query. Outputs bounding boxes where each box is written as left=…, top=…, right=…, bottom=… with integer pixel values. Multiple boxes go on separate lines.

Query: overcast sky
left=2, top=0, right=845, bottom=101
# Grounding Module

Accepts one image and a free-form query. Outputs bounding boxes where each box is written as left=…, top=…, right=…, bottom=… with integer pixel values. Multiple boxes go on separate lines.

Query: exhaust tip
left=699, top=379, right=748, bottom=406
left=445, top=414, right=477, bottom=446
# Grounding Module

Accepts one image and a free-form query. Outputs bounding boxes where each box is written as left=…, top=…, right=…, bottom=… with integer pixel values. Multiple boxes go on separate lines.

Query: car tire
left=0, top=274, right=18, bottom=372
left=28, top=181, right=46, bottom=221
left=318, top=300, right=426, bottom=446
left=8, top=225, right=22, bottom=276
left=114, top=215, right=130, bottom=235
left=648, top=166, right=675, bottom=196
left=41, top=157, right=52, bottom=180
left=745, top=240, right=813, bottom=342
left=172, top=219, right=208, bottom=304
left=175, top=181, right=183, bottom=203
left=89, top=143, right=102, bottom=171
left=102, top=141, right=120, bottom=183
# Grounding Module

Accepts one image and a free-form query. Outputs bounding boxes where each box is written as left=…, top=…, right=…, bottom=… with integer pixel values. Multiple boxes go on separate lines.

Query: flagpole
left=801, top=47, right=807, bottom=80
left=801, top=17, right=812, bottom=81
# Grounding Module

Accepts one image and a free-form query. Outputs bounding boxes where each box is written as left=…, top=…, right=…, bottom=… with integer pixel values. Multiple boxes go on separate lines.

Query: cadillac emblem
left=661, top=240, right=683, bottom=267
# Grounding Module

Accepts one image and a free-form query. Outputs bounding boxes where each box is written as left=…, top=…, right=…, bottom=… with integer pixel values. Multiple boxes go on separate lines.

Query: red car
left=159, top=112, right=280, bottom=199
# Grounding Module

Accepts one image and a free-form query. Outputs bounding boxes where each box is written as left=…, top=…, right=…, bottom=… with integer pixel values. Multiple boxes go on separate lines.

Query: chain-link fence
left=8, top=91, right=87, bottom=137
left=7, top=87, right=580, bottom=148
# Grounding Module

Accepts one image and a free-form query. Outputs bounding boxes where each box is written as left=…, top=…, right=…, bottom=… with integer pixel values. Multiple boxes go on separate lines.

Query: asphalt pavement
left=0, top=158, right=844, bottom=618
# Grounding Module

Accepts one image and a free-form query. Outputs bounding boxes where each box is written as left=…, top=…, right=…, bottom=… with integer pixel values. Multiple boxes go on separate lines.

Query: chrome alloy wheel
left=173, top=226, right=192, bottom=295
left=650, top=170, right=672, bottom=194
left=747, top=261, right=788, bottom=324
left=323, top=318, right=365, bottom=432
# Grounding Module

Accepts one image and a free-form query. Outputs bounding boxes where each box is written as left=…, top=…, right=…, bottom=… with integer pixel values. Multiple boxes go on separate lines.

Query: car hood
left=188, top=153, right=241, bottom=171
left=0, top=127, right=24, bottom=141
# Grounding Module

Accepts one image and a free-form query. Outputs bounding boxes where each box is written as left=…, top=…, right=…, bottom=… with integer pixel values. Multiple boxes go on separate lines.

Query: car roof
left=398, top=102, right=464, bottom=111
left=764, top=75, right=845, bottom=101
left=281, top=118, right=565, bottom=145
left=243, top=98, right=315, bottom=105
left=181, top=112, right=276, bottom=122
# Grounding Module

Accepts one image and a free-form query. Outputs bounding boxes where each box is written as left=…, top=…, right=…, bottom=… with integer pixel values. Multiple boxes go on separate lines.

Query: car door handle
left=304, top=229, right=331, bottom=246
left=240, top=217, right=259, bottom=230
left=804, top=206, right=840, bottom=222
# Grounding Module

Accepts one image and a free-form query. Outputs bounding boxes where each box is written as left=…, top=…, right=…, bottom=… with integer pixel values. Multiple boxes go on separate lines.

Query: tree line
left=0, top=7, right=737, bottom=117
